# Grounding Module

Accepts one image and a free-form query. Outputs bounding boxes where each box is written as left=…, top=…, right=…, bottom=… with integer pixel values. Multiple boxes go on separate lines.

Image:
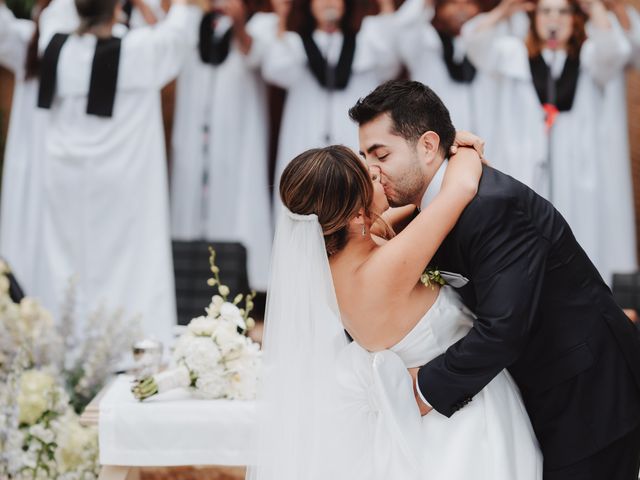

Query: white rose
left=18, top=370, right=56, bottom=425
left=220, top=303, right=246, bottom=330
left=181, top=337, right=222, bottom=376
left=19, top=298, right=42, bottom=323
left=55, top=419, right=98, bottom=473
left=193, top=369, right=227, bottom=399
left=213, top=327, right=246, bottom=358
left=187, top=316, right=217, bottom=336
left=0, top=275, right=9, bottom=293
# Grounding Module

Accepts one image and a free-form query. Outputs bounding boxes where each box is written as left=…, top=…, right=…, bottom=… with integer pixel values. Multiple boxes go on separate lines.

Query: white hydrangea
left=28, top=423, right=55, bottom=445
left=181, top=336, right=222, bottom=374
left=193, top=368, right=228, bottom=399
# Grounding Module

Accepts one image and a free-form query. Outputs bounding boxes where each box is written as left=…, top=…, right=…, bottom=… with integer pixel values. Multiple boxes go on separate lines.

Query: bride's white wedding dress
left=248, top=212, right=542, bottom=480
left=334, top=286, right=543, bottom=480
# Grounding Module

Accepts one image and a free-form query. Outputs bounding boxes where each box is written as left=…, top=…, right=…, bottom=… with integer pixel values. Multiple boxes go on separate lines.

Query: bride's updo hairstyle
left=280, top=145, right=373, bottom=256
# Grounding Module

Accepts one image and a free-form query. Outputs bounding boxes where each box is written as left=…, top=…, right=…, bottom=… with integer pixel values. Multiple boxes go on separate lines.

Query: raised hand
left=603, top=0, right=632, bottom=29
left=271, top=0, right=292, bottom=34
left=377, top=0, right=395, bottom=14
left=450, top=130, right=485, bottom=160
left=494, top=0, right=535, bottom=20
left=222, top=0, right=247, bottom=25
left=578, top=0, right=611, bottom=28
left=474, top=0, right=535, bottom=34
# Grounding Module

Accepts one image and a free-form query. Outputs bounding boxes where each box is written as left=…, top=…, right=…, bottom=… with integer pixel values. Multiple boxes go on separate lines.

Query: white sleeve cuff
left=415, top=375, right=432, bottom=408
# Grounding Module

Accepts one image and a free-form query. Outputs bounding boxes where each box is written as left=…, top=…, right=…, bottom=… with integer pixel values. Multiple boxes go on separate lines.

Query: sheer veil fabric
left=246, top=209, right=352, bottom=480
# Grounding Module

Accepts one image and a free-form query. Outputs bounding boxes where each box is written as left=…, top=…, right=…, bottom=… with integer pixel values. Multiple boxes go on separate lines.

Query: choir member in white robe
left=595, top=3, right=640, bottom=280
left=170, top=0, right=274, bottom=291
left=0, top=1, right=48, bottom=296
left=37, top=0, right=202, bottom=345
left=462, top=0, right=633, bottom=284
left=262, top=0, right=400, bottom=213
left=391, top=0, right=502, bottom=157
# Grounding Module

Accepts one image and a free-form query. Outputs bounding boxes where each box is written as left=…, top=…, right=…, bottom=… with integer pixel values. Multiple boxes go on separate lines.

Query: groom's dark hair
left=349, top=80, right=456, bottom=157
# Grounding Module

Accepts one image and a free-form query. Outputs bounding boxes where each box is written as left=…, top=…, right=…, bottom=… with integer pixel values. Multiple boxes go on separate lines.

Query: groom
left=350, top=80, right=640, bottom=479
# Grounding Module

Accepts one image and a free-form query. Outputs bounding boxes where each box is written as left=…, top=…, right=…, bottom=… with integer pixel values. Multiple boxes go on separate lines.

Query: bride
left=247, top=142, right=542, bottom=479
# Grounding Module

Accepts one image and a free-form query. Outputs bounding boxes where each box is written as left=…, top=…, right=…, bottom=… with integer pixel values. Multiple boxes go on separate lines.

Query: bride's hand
left=441, top=146, right=483, bottom=200
left=450, top=131, right=485, bottom=160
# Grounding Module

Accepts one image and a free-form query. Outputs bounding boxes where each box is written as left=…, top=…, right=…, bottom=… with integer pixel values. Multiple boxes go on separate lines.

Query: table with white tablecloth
left=94, top=375, right=256, bottom=479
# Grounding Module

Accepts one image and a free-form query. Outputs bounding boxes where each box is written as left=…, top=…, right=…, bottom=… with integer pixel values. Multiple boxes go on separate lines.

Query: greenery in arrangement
left=0, top=260, right=141, bottom=479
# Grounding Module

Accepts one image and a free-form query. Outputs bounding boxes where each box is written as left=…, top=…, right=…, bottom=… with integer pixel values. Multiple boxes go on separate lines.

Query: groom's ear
left=418, top=131, right=441, bottom=166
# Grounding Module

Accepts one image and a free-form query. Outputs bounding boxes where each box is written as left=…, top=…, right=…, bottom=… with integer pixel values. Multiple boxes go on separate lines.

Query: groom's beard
left=385, top=157, right=426, bottom=208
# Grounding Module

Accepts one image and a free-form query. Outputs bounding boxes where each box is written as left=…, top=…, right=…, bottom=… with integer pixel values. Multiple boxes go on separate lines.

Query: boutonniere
left=420, top=267, right=446, bottom=289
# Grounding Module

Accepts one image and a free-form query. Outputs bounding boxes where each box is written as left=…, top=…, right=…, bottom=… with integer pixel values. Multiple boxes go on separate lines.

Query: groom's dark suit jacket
left=419, top=166, right=640, bottom=469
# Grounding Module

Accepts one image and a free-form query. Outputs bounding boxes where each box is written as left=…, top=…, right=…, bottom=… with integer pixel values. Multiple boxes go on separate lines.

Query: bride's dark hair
left=280, top=145, right=376, bottom=256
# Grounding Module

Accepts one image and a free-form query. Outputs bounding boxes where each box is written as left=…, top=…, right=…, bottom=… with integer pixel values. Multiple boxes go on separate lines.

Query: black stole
left=301, top=31, right=356, bottom=90
left=38, top=33, right=122, bottom=117
left=199, top=12, right=233, bottom=66
left=7, top=270, right=25, bottom=303
left=529, top=53, right=580, bottom=112
left=437, top=30, right=476, bottom=84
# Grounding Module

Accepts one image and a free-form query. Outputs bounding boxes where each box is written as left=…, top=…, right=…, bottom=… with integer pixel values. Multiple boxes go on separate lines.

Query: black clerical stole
left=199, top=13, right=233, bottom=66
left=38, top=33, right=122, bottom=118
left=437, top=30, right=476, bottom=84
left=301, top=31, right=356, bottom=90
left=529, top=53, right=580, bottom=112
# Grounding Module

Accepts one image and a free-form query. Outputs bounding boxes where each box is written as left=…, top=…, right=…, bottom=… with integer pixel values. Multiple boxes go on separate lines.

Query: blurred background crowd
left=0, top=0, right=639, bottom=342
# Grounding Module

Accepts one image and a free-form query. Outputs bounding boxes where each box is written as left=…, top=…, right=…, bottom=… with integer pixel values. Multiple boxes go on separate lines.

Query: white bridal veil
left=246, top=208, right=350, bottom=480
left=247, top=209, right=425, bottom=480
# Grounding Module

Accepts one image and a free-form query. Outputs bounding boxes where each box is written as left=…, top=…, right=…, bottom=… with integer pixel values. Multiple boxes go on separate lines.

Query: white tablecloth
left=99, top=375, right=256, bottom=466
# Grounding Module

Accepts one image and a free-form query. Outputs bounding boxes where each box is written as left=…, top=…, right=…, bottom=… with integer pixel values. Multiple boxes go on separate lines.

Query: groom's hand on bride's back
left=409, top=367, right=433, bottom=416
left=450, top=131, right=489, bottom=165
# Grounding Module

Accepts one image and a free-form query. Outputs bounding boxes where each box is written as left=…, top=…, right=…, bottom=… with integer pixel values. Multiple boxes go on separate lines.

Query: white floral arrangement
left=1, top=366, right=99, bottom=480
left=0, top=259, right=141, bottom=479
left=132, top=248, right=261, bottom=401
left=0, top=262, right=63, bottom=381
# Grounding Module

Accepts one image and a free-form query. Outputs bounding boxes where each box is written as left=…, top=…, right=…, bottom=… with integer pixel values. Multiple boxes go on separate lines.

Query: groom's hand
left=408, top=367, right=432, bottom=416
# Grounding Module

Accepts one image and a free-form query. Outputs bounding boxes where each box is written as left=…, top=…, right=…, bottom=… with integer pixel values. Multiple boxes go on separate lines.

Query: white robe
left=170, top=12, right=275, bottom=290
left=392, top=0, right=498, bottom=157
left=0, top=5, right=47, bottom=297
left=462, top=16, right=632, bottom=284
left=38, top=4, right=201, bottom=345
left=596, top=10, right=639, bottom=282
left=262, top=15, right=400, bottom=213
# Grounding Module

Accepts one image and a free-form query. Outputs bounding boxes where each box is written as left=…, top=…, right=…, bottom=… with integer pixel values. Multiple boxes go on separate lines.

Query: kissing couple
left=247, top=80, right=640, bottom=480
